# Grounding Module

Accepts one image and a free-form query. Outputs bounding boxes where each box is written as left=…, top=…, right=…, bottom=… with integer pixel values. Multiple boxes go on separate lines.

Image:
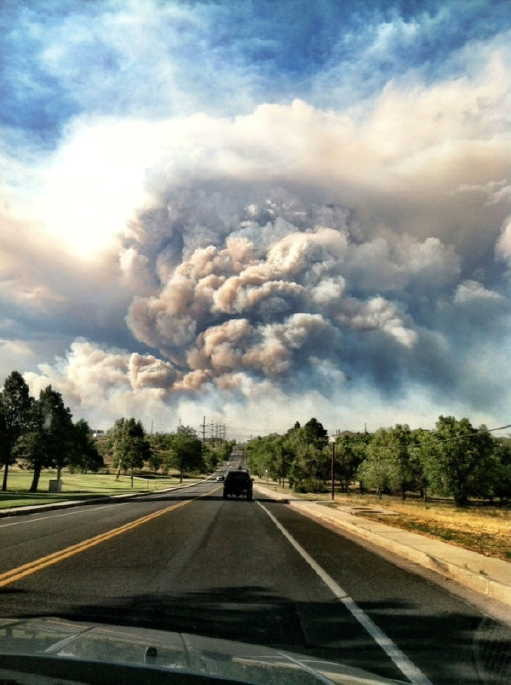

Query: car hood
left=0, top=616, right=406, bottom=684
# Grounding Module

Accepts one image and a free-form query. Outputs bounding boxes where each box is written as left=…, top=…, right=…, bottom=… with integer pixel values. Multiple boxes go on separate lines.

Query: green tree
left=39, top=386, right=76, bottom=482
left=203, top=444, right=220, bottom=473
left=388, top=424, right=415, bottom=499
left=14, top=426, right=49, bottom=493
left=148, top=450, right=165, bottom=475
left=357, top=428, right=401, bottom=497
left=246, top=435, right=273, bottom=478
left=111, top=418, right=151, bottom=486
left=246, top=433, right=291, bottom=485
left=289, top=442, right=329, bottom=492
left=69, top=419, right=104, bottom=473
left=492, top=438, right=511, bottom=504
left=410, top=428, right=431, bottom=500
left=203, top=439, right=235, bottom=473
left=148, top=432, right=174, bottom=474
left=424, top=416, right=496, bottom=506
left=302, top=418, right=328, bottom=451
left=14, top=386, right=75, bottom=492
left=267, top=434, right=293, bottom=487
left=349, top=431, right=372, bottom=493
left=0, top=371, right=34, bottom=491
left=149, top=432, right=174, bottom=451
left=253, top=419, right=330, bottom=492
left=334, top=434, right=364, bottom=493
left=169, top=425, right=203, bottom=482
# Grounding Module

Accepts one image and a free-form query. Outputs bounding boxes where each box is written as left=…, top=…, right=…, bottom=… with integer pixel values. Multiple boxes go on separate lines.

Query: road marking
left=0, top=489, right=214, bottom=589
left=0, top=505, right=119, bottom=528
left=258, top=501, right=432, bottom=685
left=0, top=481, right=213, bottom=528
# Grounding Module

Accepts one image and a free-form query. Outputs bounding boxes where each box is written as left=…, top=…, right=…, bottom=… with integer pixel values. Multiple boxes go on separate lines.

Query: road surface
left=1, top=481, right=510, bottom=683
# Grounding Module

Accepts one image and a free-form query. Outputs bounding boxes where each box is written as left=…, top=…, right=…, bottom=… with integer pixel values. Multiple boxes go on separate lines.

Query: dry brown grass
left=336, top=494, right=511, bottom=561
left=254, top=479, right=511, bottom=561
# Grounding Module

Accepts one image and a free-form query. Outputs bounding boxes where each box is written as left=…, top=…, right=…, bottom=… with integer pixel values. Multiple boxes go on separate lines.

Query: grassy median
left=255, top=478, right=511, bottom=562
left=0, top=469, right=204, bottom=510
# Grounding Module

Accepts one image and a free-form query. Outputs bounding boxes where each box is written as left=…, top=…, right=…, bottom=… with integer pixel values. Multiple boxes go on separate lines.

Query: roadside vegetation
left=246, top=417, right=511, bottom=507
left=247, top=417, right=511, bottom=561
left=0, top=371, right=231, bottom=503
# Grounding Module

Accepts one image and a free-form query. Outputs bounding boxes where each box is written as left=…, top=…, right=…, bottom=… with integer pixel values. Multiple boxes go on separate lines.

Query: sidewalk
left=254, top=484, right=511, bottom=609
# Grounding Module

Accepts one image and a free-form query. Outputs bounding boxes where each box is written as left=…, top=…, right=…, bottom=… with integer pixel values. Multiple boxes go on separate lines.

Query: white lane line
left=0, top=504, right=119, bottom=528
left=0, top=482, right=214, bottom=529
left=258, top=501, right=432, bottom=685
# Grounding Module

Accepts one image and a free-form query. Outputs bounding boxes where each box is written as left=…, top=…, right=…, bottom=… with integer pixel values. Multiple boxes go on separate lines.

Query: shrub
left=293, top=477, right=327, bottom=494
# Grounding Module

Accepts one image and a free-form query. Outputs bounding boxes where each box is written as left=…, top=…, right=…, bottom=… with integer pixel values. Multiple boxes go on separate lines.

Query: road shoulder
left=254, top=484, right=511, bottom=614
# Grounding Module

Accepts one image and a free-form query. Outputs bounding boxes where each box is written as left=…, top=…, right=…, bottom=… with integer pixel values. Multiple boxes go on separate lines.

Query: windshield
left=1, top=1, right=510, bottom=684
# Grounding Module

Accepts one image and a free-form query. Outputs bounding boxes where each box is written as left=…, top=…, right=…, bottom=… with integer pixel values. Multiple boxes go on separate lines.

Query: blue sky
left=1, top=0, right=510, bottom=437
left=3, top=1, right=510, bottom=142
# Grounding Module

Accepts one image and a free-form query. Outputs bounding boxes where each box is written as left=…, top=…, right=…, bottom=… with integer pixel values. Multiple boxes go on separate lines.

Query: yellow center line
left=0, top=487, right=218, bottom=589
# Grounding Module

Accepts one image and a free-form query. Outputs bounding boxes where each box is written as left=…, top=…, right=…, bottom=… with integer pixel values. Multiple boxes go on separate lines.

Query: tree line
left=1, top=370, right=233, bottom=492
left=109, top=419, right=233, bottom=484
left=0, top=371, right=103, bottom=492
left=4, top=368, right=508, bottom=505
left=246, top=417, right=511, bottom=506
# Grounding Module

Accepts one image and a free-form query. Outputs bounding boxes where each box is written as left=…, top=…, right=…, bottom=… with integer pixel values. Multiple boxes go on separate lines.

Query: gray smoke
left=118, top=181, right=508, bottom=414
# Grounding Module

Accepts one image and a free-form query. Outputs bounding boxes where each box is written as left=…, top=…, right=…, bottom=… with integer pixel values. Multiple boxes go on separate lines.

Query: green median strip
left=0, top=471, right=206, bottom=510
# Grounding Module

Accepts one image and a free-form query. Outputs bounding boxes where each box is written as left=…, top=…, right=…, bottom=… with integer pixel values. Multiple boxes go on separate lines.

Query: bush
left=293, top=478, right=327, bottom=494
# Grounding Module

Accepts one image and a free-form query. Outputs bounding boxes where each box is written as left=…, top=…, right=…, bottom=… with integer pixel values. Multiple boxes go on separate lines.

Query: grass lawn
left=0, top=469, right=204, bottom=510
left=254, top=478, right=511, bottom=562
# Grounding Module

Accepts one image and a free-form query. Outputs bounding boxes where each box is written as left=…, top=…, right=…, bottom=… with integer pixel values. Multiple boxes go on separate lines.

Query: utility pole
left=330, top=437, right=336, bottom=501
left=200, top=416, right=206, bottom=456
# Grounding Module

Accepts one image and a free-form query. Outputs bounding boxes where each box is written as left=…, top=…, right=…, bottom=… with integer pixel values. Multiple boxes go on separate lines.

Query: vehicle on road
left=216, top=474, right=225, bottom=481
left=223, top=470, right=253, bottom=500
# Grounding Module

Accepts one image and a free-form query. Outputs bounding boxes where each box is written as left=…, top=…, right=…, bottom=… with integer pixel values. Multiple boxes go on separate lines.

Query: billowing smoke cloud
left=19, top=138, right=511, bottom=432
left=2, top=0, right=508, bottom=434
left=114, top=181, right=508, bottom=420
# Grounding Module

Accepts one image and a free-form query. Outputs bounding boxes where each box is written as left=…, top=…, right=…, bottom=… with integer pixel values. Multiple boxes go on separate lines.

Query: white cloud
left=453, top=280, right=506, bottom=304
left=496, top=216, right=511, bottom=270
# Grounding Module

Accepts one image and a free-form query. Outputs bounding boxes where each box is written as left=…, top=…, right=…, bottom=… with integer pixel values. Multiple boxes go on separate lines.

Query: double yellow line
left=0, top=489, right=214, bottom=589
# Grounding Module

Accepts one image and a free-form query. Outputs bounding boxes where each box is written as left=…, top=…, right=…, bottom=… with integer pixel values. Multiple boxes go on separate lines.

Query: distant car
left=215, top=474, right=225, bottom=481
left=223, top=470, right=253, bottom=500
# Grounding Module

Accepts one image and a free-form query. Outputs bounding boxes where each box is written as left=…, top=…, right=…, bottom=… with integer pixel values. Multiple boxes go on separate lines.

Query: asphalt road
left=1, top=481, right=510, bottom=684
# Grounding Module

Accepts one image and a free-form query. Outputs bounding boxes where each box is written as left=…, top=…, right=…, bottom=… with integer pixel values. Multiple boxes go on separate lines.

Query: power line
left=418, top=422, right=511, bottom=445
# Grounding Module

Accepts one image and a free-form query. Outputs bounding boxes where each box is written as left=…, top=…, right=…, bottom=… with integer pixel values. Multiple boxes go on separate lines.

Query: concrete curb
left=254, top=485, right=511, bottom=608
left=0, top=480, right=206, bottom=519
left=302, top=505, right=511, bottom=606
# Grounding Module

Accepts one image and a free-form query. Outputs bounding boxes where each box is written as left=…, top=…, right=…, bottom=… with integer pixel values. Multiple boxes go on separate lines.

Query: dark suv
left=223, top=470, right=253, bottom=501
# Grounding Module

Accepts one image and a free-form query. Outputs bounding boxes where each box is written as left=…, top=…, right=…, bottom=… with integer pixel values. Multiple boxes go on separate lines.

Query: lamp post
left=329, top=435, right=336, bottom=501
